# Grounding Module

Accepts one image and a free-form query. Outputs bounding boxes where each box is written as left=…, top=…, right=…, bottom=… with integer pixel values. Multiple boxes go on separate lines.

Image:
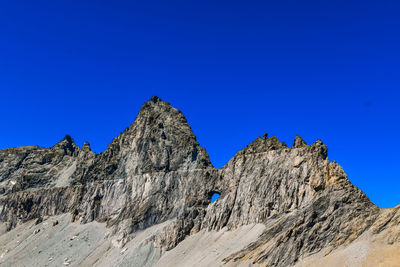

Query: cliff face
left=0, top=96, right=398, bottom=267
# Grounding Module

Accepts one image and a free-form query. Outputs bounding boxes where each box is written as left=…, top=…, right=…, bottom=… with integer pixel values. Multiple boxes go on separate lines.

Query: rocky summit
left=0, top=96, right=399, bottom=267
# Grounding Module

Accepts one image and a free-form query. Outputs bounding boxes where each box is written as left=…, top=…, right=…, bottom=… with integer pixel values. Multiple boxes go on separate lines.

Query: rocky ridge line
left=0, top=96, right=399, bottom=266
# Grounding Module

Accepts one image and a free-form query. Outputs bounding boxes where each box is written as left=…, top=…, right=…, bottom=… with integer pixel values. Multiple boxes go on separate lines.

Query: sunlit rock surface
left=0, top=96, right=398, bottom=266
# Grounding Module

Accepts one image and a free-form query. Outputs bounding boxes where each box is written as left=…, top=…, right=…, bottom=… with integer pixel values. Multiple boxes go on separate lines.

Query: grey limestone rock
left=0, top=96, right=398, bottom=266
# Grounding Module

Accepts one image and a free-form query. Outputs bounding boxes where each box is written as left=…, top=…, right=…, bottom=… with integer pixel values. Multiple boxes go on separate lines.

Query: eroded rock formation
left=0, top=96, right=398, bottom=266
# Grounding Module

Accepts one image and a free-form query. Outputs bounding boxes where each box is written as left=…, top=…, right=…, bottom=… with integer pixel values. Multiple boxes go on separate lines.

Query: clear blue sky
left=1, top=1, right=399, bottom=208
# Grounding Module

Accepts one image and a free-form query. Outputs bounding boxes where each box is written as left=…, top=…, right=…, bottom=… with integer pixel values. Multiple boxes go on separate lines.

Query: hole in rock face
left=210, top=192, right=221, bottom=203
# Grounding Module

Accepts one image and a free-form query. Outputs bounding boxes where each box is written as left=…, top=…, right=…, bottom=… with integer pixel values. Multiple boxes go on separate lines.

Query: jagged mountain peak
left=62, top=134, right=74, bottom=142
left=80, top=97, right=212, bottom=182
left=150, top=95, right=162, bottom=103
left=129, top=96, right=212, bottom=171
left=0, top=96, right=398, bottom=267
left=237, top=135, right=288, bottom=156
left=118, top=95, right=191, bottom=139
left=51, top=134, right=78, bottom=156
left=53, top=134, right=75, bottom=146
left=80, top=141, right=93, bottom=154
left=293, top=134, right=307, bottom=148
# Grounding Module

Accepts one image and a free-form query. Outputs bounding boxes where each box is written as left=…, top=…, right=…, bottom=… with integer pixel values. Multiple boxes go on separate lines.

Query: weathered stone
left=0, top=96, right=398, bottom=266
left=293, top=135, right=307, bottom=148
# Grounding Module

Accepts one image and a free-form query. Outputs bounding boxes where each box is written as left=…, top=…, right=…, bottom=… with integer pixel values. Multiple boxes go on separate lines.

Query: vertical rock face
left=204, top=137, right=330, bottom=230
left=0, top=96, right=398, bottom=266
left=77, top=95, right=211, bottom=183
left=0, top=96, right=216, bottom=247
left=72, top=96, right=215, bottom=247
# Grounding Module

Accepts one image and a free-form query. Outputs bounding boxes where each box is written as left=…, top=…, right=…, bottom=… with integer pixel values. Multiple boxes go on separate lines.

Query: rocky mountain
left=0, top=96, right=399, bottom=267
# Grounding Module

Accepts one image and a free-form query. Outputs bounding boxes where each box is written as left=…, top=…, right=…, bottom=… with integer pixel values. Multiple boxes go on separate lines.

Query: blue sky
left=0, top=0, right=399, bottom=208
